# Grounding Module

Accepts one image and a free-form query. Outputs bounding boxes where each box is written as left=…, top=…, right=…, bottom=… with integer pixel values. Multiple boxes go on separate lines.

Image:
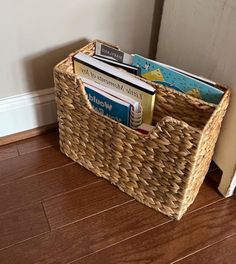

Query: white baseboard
left=0, top=88, right=57, bottom=137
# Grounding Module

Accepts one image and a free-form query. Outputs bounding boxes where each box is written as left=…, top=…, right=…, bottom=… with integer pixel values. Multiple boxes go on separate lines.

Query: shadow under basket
left=53, top=41, right=230, bottom=220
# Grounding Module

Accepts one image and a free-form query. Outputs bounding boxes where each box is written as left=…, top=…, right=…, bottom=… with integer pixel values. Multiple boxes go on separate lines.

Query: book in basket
left=81, top=78, right=142, bottom=129
left=73, top=52, right=156, bottom=124
left=132, top=54, right=224, bottom=104
left=95, top=41, right=132, bottom=64
left=93, top=42, right=138, bottom=74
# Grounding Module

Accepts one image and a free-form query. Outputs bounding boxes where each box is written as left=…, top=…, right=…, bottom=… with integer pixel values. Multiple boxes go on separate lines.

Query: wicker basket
left=54, top=40, right=230, bottom=220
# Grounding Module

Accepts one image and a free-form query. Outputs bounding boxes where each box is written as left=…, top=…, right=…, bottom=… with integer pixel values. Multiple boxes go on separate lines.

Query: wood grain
left=0, top=203, right=49, bottom=250
left=0, top=163, right=100, bottom=215
left=17, top=131, right=59, bottom=155
left=175, top=234, right=236, bottom=264
left=75, top=196, right=236, bottom=264
left=0, top=176, right=226, bottom=264
left=0, top=143, right=18, bottom=161
left=0, top=146, right=71, bottom=185
left=0, top=201, right=169, bottom=264
left=43, top=180, right=132, bottom=229
left=0, top=129, right=233, bottom=264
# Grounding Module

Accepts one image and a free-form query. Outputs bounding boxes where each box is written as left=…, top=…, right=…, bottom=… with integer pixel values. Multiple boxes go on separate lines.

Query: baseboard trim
left=0, top=88, right=57, bottom=142
left=0, top=123, right=58, bottom=146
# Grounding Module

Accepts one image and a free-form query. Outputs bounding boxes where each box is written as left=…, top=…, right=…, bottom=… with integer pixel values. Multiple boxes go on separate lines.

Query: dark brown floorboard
left=0, top=163, right=100, bottom=215
left=17, top=131, right=59, bottom=155
left=0, top=132, right=233, bottom=264
left=175, top=234, right=236, bottom=264
left=75, top=196, right=236, bottom=264
left=0, top=146, right=71, bottom=186
left=0, top=201, right=169, bottom=264
left=43, top=180, right=132, bottom=229
left=0, top=203, right=49, bottom=250
left=0, top=143, right=18, bottom=161
left=0, top=174, right=226, bottom=264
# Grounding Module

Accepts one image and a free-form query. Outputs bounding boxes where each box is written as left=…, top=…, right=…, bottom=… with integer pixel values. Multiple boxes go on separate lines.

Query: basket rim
left=53, top=40, right=230, bottom=136
left=55, top=40, right=230, bottom=106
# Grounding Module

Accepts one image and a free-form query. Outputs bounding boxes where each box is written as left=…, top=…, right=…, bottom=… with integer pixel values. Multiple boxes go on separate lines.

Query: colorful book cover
left=73, top=53, right=156, bottom=124
left=81, top=78, right=142, bottom=129
left=132, top=54, right=224, bottom=104
left=84, top=85, right=131, bottom=126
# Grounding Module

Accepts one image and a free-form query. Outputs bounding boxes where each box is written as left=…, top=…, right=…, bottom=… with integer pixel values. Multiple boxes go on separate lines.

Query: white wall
left=0, top=0, right=155, bottom=99
left=157, top=0, right=236, bottom=195
left=0, top=0, right=158, bottom=138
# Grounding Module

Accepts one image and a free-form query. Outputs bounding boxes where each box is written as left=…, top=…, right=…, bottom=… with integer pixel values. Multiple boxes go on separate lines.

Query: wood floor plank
left=0, top=177, right=226, bottom=264
left=43, top=168, right=222, bottom=230
left=0, top=163, right=100, bottom=215
left=17, top=131, right=59, bottom=155
left=0, top=130, right=231, bottom=264
left=0, top=146, right=71, bottom=185
left=175, top=234, right=236, bottom=264
left=74, top=195, right=236, bottom=264
left=0, top=201, right=169, bottom=264
left=0, top=143, right=18, bottom=161
left=0, top=203, right=49, bottom=250
left=43, top=181, right=132, bottom=229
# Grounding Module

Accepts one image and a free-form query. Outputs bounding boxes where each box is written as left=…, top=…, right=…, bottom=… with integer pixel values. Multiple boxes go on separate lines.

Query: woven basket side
left=54, top=64, right=203, bottom=219
left=176, top=89, right=230, bottom=219
left=153, top=87, right=216, bottom=130
left=54, top=41, right=230, bottom=220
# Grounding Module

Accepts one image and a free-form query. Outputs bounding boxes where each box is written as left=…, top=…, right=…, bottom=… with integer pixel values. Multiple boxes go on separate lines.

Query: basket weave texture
left=54, top=41, right=230, bottom=219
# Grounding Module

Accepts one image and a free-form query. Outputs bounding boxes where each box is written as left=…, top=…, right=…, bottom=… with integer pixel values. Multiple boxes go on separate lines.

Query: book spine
left=74, top=60, right=155, bottom=124
left=129, top=107, right=142, bottom=129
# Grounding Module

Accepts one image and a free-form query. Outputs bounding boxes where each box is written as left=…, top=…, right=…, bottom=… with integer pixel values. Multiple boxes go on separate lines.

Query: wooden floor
left=0, top=131, right=235, bottom=264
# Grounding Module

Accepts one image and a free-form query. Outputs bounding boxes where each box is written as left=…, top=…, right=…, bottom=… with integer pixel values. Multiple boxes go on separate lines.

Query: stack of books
left=73, top=44, right=156, bottom=129
left=73, top=41, right=224, bottom=132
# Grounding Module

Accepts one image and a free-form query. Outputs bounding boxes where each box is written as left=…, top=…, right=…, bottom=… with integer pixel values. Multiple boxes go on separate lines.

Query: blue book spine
left=85, top=86, right=131, bottom=126
left=132, top=54, right=224, bottom=104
